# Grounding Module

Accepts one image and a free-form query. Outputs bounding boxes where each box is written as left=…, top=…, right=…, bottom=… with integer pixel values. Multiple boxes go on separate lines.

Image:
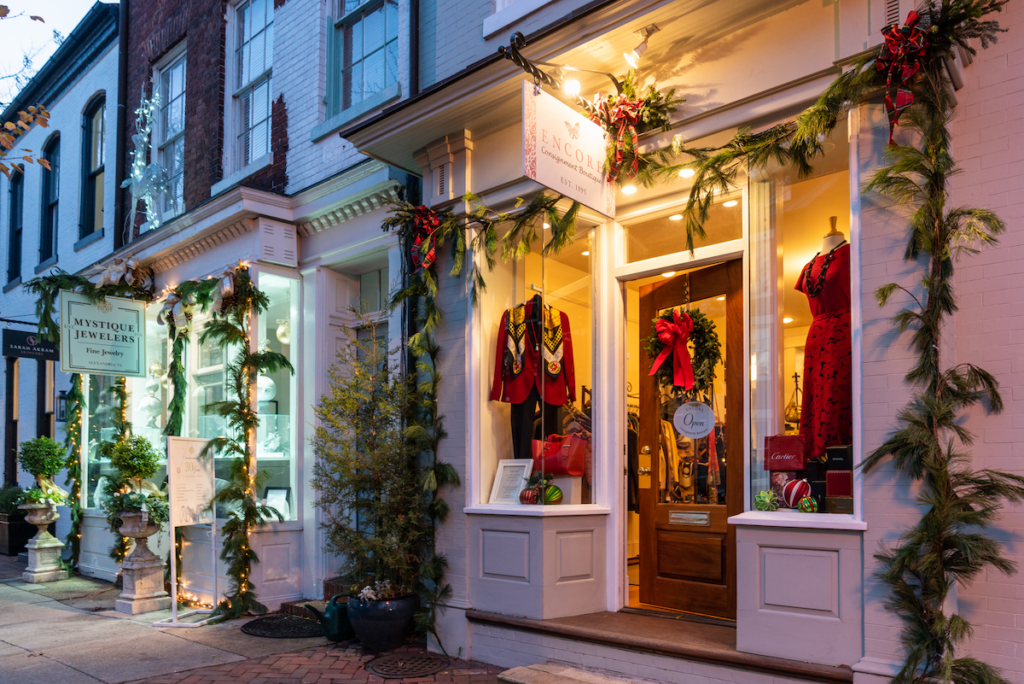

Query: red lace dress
left=795, top=242, right=852, bottom=462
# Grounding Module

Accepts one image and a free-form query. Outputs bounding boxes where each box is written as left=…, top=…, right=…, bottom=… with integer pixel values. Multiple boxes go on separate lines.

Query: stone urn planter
left=115, top=510, right=171, bottom=614
left=17, top=502, right=66, bottom=583
left=347, top=595, right=417, bottom=651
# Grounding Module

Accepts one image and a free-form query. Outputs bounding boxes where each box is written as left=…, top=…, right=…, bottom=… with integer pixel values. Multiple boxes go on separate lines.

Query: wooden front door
left=638, top=260, right=742, bottom=619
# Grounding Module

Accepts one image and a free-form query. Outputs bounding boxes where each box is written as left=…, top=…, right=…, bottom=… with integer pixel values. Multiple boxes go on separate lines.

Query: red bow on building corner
left=409, top=205, right=440, bottom=272
left=649, top=309, right=695, bottom=390
left=876, top=11, right=928, bottom=145
left=607, top=94, right=644, bottom=182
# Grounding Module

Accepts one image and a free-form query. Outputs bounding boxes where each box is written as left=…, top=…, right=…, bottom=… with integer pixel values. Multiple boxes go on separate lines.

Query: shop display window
left=255, top=273, right=298, bottom=521
left=83, top=307, right=169, bottom=510
left=749, top=122, right=852, bottom=514
left=625, top=196, right=742, bottom=264
left=480, top=222, right=594, bottom=506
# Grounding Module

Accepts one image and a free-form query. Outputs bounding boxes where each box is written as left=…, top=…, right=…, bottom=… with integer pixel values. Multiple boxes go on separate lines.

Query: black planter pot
left=0, top=512, right=37, bottom=556
left=346, top=595, right=417, bottom=651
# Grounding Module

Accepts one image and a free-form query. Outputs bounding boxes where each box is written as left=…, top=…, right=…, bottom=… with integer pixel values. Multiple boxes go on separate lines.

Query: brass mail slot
left=668, top=511, right=710, bottom=526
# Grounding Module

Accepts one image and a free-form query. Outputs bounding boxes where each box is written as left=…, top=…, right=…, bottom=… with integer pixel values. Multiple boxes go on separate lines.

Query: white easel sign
left=154, top=437, right=217, bottom=628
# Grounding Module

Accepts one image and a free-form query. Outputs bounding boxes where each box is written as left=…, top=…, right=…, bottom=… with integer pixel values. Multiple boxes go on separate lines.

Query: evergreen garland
left=662, top=3, right=1022, bottom=681
left=382, top=190, right=581, bottom=647
left=63, top=374, right=84, bottom=566
left=643, top=307, right=722, bottom=396
left=198, top=265, right=292, bottom=618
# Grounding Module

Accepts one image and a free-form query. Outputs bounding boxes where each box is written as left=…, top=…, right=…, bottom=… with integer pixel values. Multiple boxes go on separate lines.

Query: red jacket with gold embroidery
left=489, top=300, right=576, bottom=406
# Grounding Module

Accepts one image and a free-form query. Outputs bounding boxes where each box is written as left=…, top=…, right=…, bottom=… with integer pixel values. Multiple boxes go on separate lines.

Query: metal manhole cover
left=366, top=653, right=450, bottom=679
left=240, top=615, right=326, bottom=639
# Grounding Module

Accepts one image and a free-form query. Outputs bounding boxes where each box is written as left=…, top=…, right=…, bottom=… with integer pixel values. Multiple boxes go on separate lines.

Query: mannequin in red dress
left=795, top=221, right=852, bottom=463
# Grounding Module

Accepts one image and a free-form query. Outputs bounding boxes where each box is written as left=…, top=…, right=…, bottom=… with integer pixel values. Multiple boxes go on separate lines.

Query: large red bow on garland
left=409, top=205, right=440, bottom=272
left=588, top=92, right=644, bottom=182
left=876, top=11, right=928, bottom=145
left=649, top=309, right=695, bottom=390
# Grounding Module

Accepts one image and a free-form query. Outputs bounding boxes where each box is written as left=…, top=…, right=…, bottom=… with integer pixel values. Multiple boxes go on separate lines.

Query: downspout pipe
left=410, top=0, right=420, bottom=97
left=113, top=0, right=129, bottom=250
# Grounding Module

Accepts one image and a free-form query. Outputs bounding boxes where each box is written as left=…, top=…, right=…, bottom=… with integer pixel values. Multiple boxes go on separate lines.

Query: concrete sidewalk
left=0, top=559, right=326, bottom=684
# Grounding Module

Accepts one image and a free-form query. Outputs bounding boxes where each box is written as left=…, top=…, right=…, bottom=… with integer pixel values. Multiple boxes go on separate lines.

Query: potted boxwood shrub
left=17, top=436, right=68, bottom=533
left=0, top=485, right=35, bottom=556
left=103, top=435, right=168, bottom=562
left=311, top=314, right=427, bottom=652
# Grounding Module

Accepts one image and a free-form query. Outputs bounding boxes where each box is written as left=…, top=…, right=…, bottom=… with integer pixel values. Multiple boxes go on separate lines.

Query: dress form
left=822, top=215, right=846, bottom=252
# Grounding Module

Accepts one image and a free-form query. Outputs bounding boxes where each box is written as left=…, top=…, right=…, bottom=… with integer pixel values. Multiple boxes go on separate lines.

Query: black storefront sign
left=2, top=329, right=59, bottom=361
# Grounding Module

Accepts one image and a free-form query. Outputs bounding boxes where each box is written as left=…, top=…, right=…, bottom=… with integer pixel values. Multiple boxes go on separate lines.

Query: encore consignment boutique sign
left=2, top=329, right=59, bottom=361
left=59, top=290, right=146, bottom=377
left=522, top=81, right=615, bottom=218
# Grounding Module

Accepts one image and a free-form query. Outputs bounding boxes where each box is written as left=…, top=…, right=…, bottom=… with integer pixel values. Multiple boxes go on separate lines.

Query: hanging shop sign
left=59, top=290, right=146, bottom=377
left=167, top=437, right=215, bottom=528
left=522, top=81, right=615, bottom=218
left=2, top=329, right=59, bottom=361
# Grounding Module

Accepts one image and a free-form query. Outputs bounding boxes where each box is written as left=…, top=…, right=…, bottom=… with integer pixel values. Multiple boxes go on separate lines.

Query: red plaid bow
left=876, top=11, right=928, bottom=145
left=608, top=94, right=644, bottom=181
left=410, top=205, right=439, bottom=272
left=649, top=309, right=695, bottom=390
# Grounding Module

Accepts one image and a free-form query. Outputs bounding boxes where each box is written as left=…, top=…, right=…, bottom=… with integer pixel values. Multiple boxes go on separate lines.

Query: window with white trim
left=156, top=52, right=186, bottom=220
left=234, top=0, right=273, bottom=167
left=331, top=0, right=399, bottom=114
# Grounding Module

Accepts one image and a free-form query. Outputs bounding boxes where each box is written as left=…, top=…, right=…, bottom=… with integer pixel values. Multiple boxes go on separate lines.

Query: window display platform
left=466, top=609, right=853, bottom=684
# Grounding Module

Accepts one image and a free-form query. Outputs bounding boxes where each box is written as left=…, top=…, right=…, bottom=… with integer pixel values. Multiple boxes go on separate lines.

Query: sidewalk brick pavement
left=125, top=643, right=505, bottom=684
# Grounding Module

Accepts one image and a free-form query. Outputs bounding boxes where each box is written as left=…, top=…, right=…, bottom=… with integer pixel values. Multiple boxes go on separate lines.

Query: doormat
left=366, top=652, right=449, bottom=679
left=240, top=614, right=326, bottom=638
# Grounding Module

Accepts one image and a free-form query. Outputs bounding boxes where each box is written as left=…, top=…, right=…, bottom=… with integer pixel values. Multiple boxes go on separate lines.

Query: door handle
left=638, top=467, right=651, bottom=476
left=641, top=446, right=651, bottom=454
left=639, top=446, right=652, bottom=489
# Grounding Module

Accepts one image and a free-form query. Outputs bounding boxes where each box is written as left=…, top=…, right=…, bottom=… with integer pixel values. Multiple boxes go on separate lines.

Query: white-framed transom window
left=235, top=0, right=274, bottom=167
left=156, top=50, right=186, bottom=220
left=332, top=0, right=398, bottom=114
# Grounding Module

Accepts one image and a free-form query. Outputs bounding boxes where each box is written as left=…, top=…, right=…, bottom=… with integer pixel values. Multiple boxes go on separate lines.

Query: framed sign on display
left=489, top=459, right=533, bottom=505
left=59, top=290, right=146, bottom=377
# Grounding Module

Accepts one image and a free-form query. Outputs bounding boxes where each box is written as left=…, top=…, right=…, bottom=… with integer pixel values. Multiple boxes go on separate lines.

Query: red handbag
left=531, top=434, right=586, bottom=477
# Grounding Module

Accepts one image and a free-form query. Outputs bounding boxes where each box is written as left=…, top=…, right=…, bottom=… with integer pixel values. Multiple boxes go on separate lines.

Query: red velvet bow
left=649, top=310, right=695, bottom=390
left=876, top=11, right=928, bottom=145
left=607, top=94, right=643, bottom=182
left=410, top=205, right=440, bottom=272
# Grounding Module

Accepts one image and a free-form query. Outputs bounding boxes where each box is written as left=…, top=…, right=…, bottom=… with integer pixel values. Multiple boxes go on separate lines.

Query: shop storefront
left=337, top=0, right=951, bottom=676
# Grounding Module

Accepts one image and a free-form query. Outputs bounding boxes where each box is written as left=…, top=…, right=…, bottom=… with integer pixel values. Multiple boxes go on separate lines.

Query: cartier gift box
left=765, top=435, right=805, bottom=471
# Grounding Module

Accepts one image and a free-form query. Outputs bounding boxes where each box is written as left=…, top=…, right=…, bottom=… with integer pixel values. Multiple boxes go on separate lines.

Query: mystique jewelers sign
left=59, top=290, right=146, bottom=377
left=522, top=81, right=615, bottom=218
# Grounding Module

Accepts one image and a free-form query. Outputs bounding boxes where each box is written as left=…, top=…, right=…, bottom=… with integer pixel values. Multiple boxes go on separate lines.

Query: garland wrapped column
left=63, top=374, right=84, bottom=566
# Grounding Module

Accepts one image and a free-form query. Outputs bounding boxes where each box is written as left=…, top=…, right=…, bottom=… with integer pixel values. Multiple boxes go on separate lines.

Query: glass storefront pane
left=624, top=194, right=742, bottom=263
left=748, top=122, right=851, bottom=513
left=256, top=273, right=298, bottom=521
left=482, top=217, right=594, bottom=505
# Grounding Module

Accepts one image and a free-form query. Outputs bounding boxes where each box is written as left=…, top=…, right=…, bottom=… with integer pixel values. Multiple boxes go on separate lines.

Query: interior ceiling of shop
left=358, top=0, right=808, bottom=173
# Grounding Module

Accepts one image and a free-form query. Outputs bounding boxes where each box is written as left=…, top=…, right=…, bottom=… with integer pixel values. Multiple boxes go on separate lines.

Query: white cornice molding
left=149, top=219, right=253, bottom=274
left=297, top=181, right=402, bottom=237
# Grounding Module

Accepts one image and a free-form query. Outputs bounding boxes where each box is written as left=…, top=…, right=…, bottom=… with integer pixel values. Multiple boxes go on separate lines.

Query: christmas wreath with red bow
left=643, top=307, right=721, bottom=396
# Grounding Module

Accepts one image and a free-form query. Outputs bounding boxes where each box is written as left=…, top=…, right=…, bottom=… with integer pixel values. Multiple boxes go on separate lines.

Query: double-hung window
left=156, top=52, right=186, bottom=220
left=332, top=0, right=399, bottom=114
left=39, top=137, right=59, bottom=264
left=7, top=170, right=23, bottom=283
left=235, top=0, right=274, bottom=168
left=82, top=99, right=105, bottom=238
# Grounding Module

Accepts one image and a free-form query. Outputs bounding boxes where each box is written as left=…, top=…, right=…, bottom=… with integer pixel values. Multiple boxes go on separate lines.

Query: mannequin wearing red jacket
left=491, top=294, right=576, bottom=461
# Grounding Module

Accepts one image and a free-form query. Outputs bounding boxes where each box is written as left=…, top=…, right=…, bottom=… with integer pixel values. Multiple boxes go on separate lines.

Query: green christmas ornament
left=754, top=490, right=779, bottom=511
left=798, top=495, right=818, bottom=513
left=544, top=485, right=563, bottom=505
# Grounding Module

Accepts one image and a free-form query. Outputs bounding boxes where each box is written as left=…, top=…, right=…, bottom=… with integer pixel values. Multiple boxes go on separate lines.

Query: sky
left=0, top=0, right=103, bottom=108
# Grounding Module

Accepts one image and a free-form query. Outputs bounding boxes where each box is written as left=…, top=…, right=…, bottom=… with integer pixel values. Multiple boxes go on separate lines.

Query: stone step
left=500, top=664, right=649, bottom=684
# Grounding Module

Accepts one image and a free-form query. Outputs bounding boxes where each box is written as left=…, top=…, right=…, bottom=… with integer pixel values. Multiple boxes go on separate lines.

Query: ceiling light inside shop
left=582, top=251, right=590, bottom=256
left=717, top=296, right=725, bottom=301
left=622, top=185, right=637, bottom=194
left=669, top=214, right=682, bottom=221
left=661, top=271, right=676, bottom=278
left=723, top=200, right=738, bottom=207
left=678, top=168, right=695, bottom=178
left=784, top=317, right=794, bottom=324
left=543, top=222, right=550, bottom=229
left=564, top=79, right=581, bottom=96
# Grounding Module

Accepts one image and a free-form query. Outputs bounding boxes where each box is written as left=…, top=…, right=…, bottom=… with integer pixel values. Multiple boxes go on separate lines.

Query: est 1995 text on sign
left=59, top=290, right=146, bottom=377
left=522, top=81, right=615, bottom=218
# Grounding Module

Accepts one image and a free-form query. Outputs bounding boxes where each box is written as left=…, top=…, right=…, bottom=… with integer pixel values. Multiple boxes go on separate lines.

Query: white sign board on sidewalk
left=167, top=437, right=215, bottom=528
left=522, top=81, right=615, bottom=218
left=59, top=290, right=147, bottom=377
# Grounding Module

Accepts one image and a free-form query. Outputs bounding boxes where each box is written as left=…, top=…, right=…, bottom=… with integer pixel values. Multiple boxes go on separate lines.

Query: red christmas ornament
left=519, top=486, right=541, bottom=505
left=782, top=479, right=811, bottom=508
